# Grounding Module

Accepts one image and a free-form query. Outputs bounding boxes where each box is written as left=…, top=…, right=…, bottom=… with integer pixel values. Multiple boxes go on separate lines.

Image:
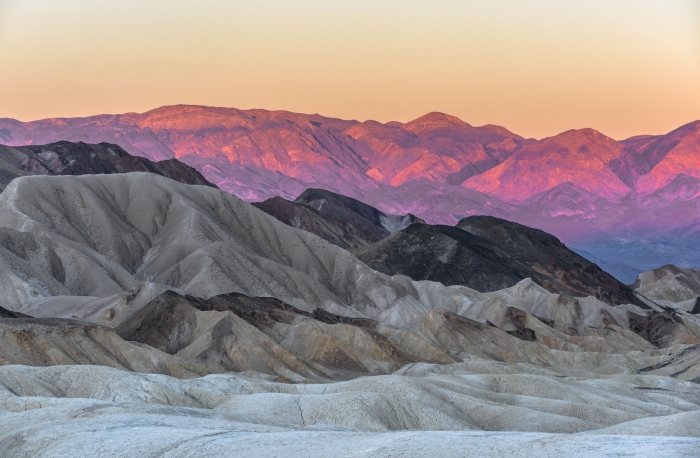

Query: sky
left=0, top=0, right=698, bottom=139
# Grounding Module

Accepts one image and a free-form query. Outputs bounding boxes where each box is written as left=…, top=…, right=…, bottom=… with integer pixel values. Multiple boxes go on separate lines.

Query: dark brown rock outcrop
left=353, top=216, right=646, bottom=307
left=0, top=141, right=216, bottom=191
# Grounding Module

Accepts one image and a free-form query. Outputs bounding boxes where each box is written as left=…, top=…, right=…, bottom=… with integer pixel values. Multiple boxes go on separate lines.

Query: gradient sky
left=0, top=0, right=698, bottom=139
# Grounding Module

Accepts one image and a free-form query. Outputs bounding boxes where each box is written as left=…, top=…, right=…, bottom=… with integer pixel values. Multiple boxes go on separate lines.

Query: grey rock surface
left=0, top=173, right=696, bottom=455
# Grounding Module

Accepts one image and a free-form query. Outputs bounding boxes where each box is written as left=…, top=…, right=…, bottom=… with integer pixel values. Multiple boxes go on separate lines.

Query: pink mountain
left=2, top=105, right=700, bottom=281
left=462, top=128, right=645, bottom=202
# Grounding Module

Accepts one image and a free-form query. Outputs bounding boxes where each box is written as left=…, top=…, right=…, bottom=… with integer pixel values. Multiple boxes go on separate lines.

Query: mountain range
left=2, top=105, right=699, bottom=282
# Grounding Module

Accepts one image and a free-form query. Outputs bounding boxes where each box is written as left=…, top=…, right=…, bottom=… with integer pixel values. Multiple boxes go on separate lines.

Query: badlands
left=0, top=161, right=695, bottom=455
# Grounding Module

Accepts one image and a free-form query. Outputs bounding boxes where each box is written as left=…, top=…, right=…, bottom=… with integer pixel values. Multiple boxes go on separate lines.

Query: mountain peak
left=403, top=112, right=471, bottom=131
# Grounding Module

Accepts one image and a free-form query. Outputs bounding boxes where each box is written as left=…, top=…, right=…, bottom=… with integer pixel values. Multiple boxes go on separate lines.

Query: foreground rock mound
left=0, top=306, right=204, bottom=378
left=0, top=364, right=698, bottom=457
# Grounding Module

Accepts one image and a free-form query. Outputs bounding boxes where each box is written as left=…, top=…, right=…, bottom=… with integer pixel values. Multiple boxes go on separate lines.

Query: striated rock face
left=0, top=173, right=696, bottom=378
left=0, top=307, right=205, bottom=378
left=633, top=264, right=700, bottom=308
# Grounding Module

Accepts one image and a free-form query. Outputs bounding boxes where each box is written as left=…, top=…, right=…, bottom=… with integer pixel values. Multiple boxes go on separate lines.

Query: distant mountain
left=462, top=128, right=646, bottom=202
left=0, top=106, right=526, bottom=201
left=634, top=121, right=700, bottom=194
left=3, top=106, right=700, bottom=277
left=0, top=141, right=215, bottom=191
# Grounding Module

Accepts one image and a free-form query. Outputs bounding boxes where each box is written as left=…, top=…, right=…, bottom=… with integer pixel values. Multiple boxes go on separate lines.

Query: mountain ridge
left=3, top=106, right=700, bottom=278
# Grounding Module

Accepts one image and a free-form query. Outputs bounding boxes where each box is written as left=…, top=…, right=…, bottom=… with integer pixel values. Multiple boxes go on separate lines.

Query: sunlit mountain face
left=2, top=105, right=700, bottom=282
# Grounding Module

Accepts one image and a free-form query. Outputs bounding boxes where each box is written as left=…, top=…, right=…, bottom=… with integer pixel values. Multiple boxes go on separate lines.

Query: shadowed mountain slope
left=456, top=216, right=643, bottom=305
left=294, top=188, right=424, bottom=238
left=252, top=197, right=378, bottom=249
left=353, top=216, right=644, bottom=307
left=254, top=188, right=424, bottom=249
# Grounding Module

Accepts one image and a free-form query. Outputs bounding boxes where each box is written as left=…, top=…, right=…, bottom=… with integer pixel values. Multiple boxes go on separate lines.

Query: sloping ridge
left=252, top=196, right=378, bottom=249
left=633, top=264, right=700, bottom=303
left=295, top=188, right=424, bottom=238
left=457, top=216, right=643, bottom=306
left=254, top=188, right=424, bottom=249
left=0, top=140, right=216, bottom=192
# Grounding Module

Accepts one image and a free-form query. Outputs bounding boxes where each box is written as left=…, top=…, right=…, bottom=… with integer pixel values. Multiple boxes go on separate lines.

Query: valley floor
left=0, top=363, right=698, bottom=457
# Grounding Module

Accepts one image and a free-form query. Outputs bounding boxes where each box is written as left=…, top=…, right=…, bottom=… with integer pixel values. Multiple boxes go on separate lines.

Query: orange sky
left=0, top=0, right=698, bottom=139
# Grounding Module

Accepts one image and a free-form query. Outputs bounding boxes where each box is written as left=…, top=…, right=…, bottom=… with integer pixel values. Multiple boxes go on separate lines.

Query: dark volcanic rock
left=115, top=290, right=412, bottom=377
left=353, top=216, right=645, bottom=307
left=456, top=216, right=645, bottom=306
left=691, top=298, right=700, bottom=315
left=627, top=311, right=696, bottom=348
left=117, top=290, right=382, bottom=355
left=294, top=188, right=424, bottom=240
left=0, top=306, right=30, bottom=319
left=0, top=141, right=216, bottom=191
left=252, top=197, right=377, bottom=249
left=353, top=223, right=530, bottom=292
left=254, top=188, right=424, bottom=250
